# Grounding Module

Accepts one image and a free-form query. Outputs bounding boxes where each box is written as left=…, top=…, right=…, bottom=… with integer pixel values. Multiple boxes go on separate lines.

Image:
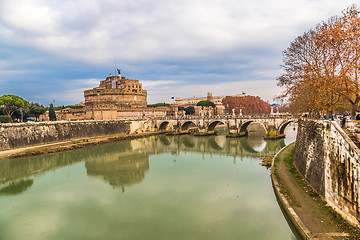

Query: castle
left=83, top=73, right=168, bottom=120
left=41, top=73, right=245, bottom=121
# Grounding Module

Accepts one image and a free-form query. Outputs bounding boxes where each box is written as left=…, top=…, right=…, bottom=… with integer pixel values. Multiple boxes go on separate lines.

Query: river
left=0, top=123, right=299, bottom=240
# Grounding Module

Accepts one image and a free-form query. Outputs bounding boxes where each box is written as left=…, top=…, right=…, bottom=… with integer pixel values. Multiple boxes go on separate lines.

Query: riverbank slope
left=272, top=143, right=359, bottom=239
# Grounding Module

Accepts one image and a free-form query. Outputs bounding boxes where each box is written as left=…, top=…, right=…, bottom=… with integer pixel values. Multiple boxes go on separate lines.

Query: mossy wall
left=295, top=119, right=360, bottom=227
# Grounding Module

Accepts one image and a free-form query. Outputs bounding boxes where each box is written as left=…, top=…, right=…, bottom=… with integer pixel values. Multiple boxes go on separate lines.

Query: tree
left=12, top=108, right=28, bottom=122
left=147, top=103, right=170, bottom=108
left=49, top=103, right=57, bottom=121
left=184, top=106, right=195, bottom=115
left=222, top=96, right=271, bottom=115
left=0, top=115, right=12, bottom=123
left=196, top=100, right=216, bottom=108
left=0, top=95, right=30, bottom=118
left=277, top=5, right=360, bottom=118
left=29, top=103, right=46, bottom=121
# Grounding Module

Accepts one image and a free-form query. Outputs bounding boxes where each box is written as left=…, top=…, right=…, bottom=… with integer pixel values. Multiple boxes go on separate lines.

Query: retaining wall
left=295, top=119, right=360, bottom=227
left=0, top=120, right=131, bottom=150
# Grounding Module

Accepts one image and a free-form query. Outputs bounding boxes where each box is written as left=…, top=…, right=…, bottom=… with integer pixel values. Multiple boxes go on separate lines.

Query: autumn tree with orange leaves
left=222, top=96, right=271, bottom=115
left=277, top=5, right=360, bottom=119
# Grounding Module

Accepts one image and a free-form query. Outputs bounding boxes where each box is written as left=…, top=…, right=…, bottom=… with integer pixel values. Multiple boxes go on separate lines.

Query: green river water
left=0, top=124, right=300, bottom=240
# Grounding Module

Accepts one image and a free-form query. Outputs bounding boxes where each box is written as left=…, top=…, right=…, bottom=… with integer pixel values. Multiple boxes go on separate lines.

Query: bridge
left=148, top=114, right=296, bottom=138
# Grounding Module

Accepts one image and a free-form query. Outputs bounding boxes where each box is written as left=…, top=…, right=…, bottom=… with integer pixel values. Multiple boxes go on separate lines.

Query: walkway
left=272, top=143, right=359, bottom=240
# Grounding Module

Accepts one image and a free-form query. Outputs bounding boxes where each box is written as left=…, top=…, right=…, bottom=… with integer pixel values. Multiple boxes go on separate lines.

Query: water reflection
left=0, top=134, right=291, bottom=190
left=0, top=130, right=299, bottom=240
left=83, top=135, right=287, bottom=189
left=0, top=179, right=33, bottom=196
left=0, top=151, right=84, bottom=186
left=86, top=153, right=149, bottom=191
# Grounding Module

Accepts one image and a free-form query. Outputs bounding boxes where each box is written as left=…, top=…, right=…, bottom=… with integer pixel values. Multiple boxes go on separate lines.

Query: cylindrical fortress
left=84, top=74, right=147, bottom=110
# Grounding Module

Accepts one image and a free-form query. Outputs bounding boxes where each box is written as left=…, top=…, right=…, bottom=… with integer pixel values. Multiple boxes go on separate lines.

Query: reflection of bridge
left=0, top=135, right=288, bottom=192
left=152, top=115, right=295, bottom=136
left=154, top=135, right=286, bottom=159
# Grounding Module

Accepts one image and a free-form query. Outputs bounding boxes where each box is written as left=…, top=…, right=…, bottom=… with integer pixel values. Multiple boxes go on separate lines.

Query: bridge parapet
left=151, top=115, right=295, bottom=138
left=156, top=114, right=292, bottom=121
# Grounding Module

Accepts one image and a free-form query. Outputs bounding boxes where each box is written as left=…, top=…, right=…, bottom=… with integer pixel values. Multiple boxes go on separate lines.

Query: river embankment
left=271, top=143, right=359, bottom=239
left=0, top=131, right=162, bottom=160
left=0, top=120, right=133, bottom=150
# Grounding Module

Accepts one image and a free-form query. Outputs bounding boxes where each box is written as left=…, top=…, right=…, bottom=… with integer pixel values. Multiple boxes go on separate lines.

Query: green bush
left=268, top=128, right=276, bottom=138
left=147, top=103, right=170, bottom=108
left=0, top=115, right=12, bottom=123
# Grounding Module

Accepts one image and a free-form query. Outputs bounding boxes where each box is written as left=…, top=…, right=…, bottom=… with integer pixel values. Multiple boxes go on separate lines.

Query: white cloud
left=141, top=80, right=180, bottom=88
left=0, top=0, right=356, bottom=64
left=0, top=0, right=357, bottom=105
left=1, top=0, right=58, bottom=34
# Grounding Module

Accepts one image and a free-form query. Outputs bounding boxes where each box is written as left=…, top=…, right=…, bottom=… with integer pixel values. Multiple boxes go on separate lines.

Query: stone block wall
left=295, top=119, right=360, bottom=227
left=0, top=120, right=130, bottom=150
left=294, top=120, right=325, bottom=197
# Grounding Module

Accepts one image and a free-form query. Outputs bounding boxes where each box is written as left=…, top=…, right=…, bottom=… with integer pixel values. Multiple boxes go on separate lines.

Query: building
left=84, top=73, right=168, bottom=120
left=175, top=92, right=244, bottom=106
left=40, top=107, right=85, bottom=121
left=173, top=92, right=245, bottom=116
left=84, top=73, right=147, bottom=108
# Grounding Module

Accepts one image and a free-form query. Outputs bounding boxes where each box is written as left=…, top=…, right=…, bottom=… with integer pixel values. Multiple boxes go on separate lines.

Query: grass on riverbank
left=261, top=155, right=273, bottom=168
left=274, top=143, right=360, bottom=237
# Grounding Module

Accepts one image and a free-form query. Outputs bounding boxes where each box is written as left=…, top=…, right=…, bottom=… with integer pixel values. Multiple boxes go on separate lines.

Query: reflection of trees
left=0, top=150, right=87, bottom=186
left=0, top=179, right=33, bottom=196
left=0, top=140, right=136, bottom=187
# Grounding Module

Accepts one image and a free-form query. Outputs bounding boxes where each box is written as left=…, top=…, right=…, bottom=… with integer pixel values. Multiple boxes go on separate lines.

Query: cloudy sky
left=0, top=0, right=357, bottom=106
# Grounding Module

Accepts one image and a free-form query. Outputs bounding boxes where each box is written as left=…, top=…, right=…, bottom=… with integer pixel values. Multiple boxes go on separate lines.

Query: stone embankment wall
left=295, top=119, right=360, bottom=227
left=0, top=120, right=133, bottom=150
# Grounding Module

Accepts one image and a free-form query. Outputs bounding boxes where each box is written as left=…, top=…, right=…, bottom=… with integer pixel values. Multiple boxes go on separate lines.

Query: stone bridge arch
left=207, top=120, right=226, bottom=132
left=239, top=120, right=268, bottom=135
left=152, top=115, right=295, bottom=138
left=180, top=121, right=197, bottom=131
left=278, top=119, right=297, bottom=135
left=158, top=121, right=174, bottom=131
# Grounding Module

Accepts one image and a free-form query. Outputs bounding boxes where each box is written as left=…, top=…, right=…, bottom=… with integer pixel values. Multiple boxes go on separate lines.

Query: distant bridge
left=150, top=114, right=296, bottom=137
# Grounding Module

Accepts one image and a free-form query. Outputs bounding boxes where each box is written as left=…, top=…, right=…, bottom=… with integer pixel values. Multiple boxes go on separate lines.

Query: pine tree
left=49, top=103, right=57, bottom=121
